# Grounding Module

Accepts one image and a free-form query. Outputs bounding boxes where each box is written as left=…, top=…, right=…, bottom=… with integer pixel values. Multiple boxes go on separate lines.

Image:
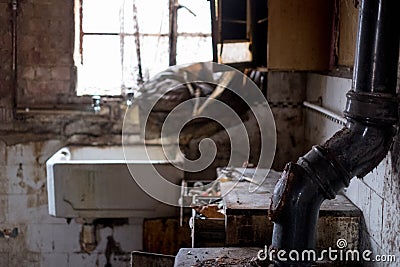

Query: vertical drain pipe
left=269, top=0, right=400, bottom=266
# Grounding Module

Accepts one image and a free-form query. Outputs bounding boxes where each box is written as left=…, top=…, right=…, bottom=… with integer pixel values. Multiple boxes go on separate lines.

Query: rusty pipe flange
left=269, top=162, right=304, bottom=221
left=344, top=90, right=399, bottom=125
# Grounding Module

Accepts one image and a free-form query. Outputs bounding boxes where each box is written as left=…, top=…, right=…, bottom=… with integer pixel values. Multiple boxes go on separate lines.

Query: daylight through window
left=74, top=0, right=212, bottom=96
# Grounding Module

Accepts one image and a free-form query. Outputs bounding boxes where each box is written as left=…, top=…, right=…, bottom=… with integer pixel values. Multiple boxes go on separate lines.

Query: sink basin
left=46, top=145, right=183, bottom=218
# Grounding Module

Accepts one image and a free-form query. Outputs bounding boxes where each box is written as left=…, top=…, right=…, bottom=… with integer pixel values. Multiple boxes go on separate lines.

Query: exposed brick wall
left=17, top=0, right=75, bottom=105
left=0, top=2, right=13, bottom=113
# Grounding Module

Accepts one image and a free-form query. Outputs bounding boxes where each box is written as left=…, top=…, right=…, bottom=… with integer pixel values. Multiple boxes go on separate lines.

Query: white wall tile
left=368, top=191, right=383, bottom=245
left=26, top=223, right=80, bottom=253
left=93, top=226, right=113, bottom=253
left=26, top=223, right=55, bottom=253
left=41, top=253, right=68, bottom=267
left=306, top=73, right=350, bottom=114
left=381, top=200, right=400, bottom=261
left=364, top=158, right=388, bottom=199
left=113, top=224, right=143, bottom=252
left=51, top=223, right=81, bottom=253
left=344, top=178, right=360, bottom=207
left=6, top=143, right=36, bottom=166
left=68, top=253, right=100, bottom=267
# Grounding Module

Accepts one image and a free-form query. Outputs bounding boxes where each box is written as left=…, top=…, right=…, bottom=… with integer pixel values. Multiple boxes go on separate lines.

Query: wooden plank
left=192, top=215, right=226, bottom=247
left=131, top=251, right=175, bottom=267
left=218, top=168, right=361, bottom=248
left=143, top=217, right=191, bottom=255
left=219, top=168, right=276, bottom=246
left=225, top=213, right=273, bottom=246
left=219, top=168, right=361, bottom=216
left=219, top=168, right=280, bottom=212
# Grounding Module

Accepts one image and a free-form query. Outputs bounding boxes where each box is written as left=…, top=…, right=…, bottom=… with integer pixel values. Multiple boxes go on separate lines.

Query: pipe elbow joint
left=322, top=122, right=396, bottom=179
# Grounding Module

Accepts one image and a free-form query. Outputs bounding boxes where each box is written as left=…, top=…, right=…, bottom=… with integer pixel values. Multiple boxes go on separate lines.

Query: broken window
left=74, top=0, right=212, bottom=96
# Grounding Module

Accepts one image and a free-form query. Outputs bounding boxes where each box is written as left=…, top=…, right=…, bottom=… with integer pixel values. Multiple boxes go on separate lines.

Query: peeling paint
left=105, top=235, right=129, bottom=267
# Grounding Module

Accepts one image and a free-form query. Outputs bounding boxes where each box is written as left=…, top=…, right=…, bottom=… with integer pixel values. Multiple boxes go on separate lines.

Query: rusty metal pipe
left=269, top=0, right=400, bottom=266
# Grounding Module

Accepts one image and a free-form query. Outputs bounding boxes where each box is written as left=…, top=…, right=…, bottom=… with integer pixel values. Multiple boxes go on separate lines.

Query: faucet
left=125, top=88, right=135, bottom=107
left=91, top=95, right=101, bottom=113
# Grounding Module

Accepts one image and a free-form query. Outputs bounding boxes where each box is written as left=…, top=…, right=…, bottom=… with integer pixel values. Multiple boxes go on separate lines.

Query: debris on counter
left=187, top=180, right=221, bottom=197
left=219, top=166, right=261, bottom=186
left=188, top=254, right=271, bottom=267
left=175, top=245, right=266, bottom=267
left=191, top=254, right=248, bottom=267
left=191, top=203, right=225, bottom=219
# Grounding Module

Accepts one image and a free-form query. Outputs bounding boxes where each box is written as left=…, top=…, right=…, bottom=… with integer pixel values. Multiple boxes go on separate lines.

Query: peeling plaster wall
left=0, top=139, right=143, bottom=266
left=305, top=71, right=400, bottom=266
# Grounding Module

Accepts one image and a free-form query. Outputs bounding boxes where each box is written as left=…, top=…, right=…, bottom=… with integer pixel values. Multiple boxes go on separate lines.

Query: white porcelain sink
left=46, top=145, right=183, bottom=218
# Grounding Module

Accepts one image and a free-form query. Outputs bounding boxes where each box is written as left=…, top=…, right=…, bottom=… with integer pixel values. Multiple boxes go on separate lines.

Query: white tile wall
left=306, top=73, right=350, bottom=114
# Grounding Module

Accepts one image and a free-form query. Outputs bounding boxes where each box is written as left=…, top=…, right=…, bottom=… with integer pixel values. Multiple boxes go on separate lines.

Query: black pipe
left=269, top=0, right=400, bottom=266
left=353, top=0, right=399, bottom=94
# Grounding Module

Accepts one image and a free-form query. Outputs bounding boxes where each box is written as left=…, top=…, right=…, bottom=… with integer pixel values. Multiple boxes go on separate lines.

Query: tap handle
left=91, top=95, right=101, bottom=113
left=125, top=90, right=135, bottom=107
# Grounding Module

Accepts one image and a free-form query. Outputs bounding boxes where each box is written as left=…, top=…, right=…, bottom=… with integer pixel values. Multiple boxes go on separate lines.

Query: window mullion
left=79, top=0, right=84, bottom=64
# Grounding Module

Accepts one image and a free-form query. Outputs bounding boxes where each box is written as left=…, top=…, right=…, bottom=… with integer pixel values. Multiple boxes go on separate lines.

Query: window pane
left=177, top=0, right=212, bottom=34
left=121, top=36, right=139, bottom=88
left=140, top=36, right=169, bottom=79
left=78, top=35, right=122, bottom=95
left=176, top=36, right=212, bottom=65
left=82, top=0, right=123, bottom=33
left=121, top=0, right=169, bottom=34
left=136, top=0, right=169, bottom=34
left=217, top=42, right=252, bottom=63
